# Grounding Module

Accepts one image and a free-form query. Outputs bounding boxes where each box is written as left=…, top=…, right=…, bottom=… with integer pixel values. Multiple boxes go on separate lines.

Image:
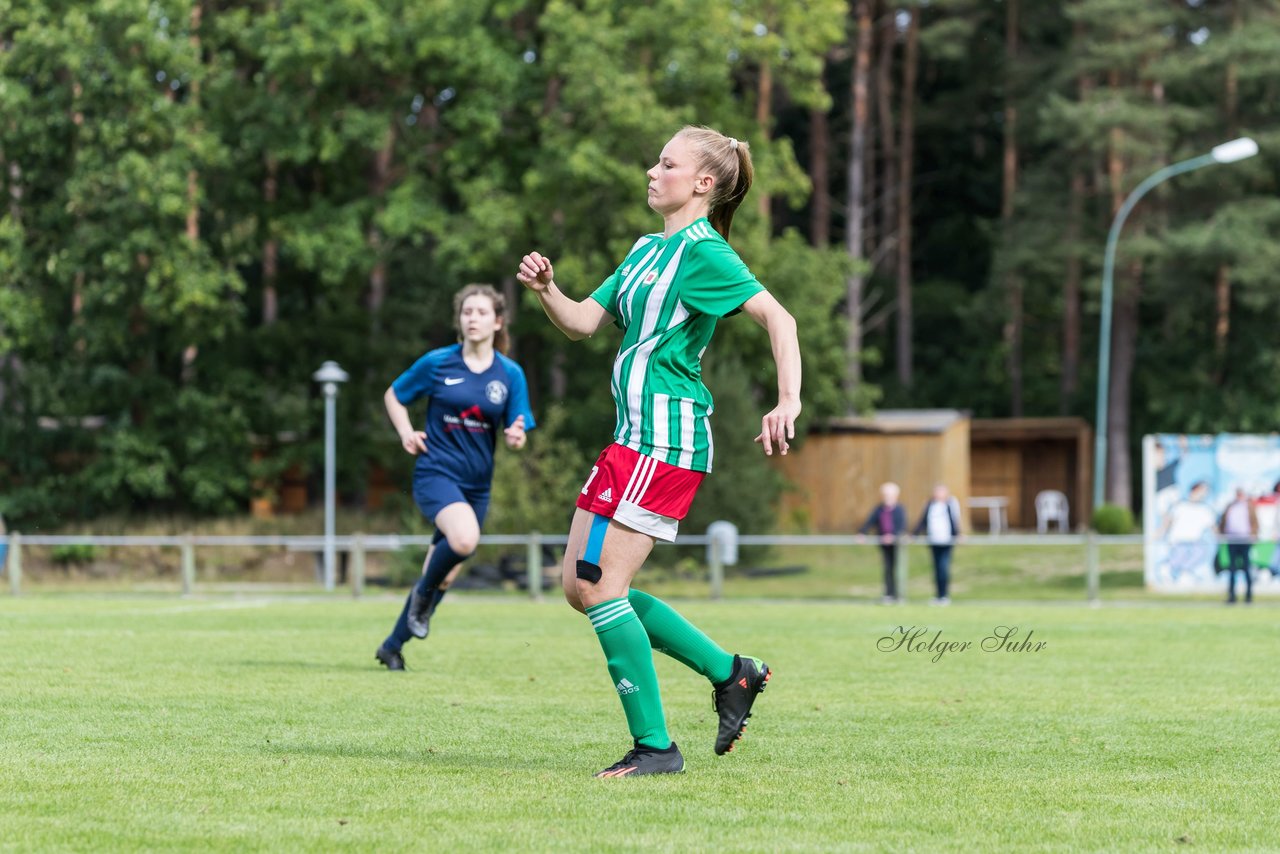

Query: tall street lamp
left=313, top=360, right=349, bottom=591
left=1093, top=137, right=1259, bottom=511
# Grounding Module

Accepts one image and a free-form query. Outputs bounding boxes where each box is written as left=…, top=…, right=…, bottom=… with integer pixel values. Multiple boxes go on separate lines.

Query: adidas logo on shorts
left=615, top=678, right=639, bottom=695
left=597, top=488, right=613, bottom=503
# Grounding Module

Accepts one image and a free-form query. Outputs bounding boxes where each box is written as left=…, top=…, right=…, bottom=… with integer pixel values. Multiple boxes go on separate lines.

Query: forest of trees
left=3, top=0, right=1279, bottom=532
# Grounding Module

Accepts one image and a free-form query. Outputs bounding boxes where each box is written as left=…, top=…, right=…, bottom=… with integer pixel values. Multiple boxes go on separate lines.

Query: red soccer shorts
left=575, top=443, right=705, bottom=542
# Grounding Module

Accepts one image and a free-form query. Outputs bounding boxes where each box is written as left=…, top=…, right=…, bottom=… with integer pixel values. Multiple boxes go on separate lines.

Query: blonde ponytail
left=678, top=125, right=755, bottom=240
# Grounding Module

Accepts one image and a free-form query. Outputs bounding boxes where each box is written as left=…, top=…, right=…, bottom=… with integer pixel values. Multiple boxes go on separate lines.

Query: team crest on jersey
left=485, top=380, right=508, bottom=405
left=643, top=270, right=658, bottom=285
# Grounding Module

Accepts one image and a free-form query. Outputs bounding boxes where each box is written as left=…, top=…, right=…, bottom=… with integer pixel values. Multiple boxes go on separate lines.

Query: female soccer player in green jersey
left=517, top=125, right=802, bottom=778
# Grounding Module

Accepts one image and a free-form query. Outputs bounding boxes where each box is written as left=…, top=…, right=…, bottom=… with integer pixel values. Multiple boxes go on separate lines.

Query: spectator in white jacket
left=913, top=484, right=962, bottom=605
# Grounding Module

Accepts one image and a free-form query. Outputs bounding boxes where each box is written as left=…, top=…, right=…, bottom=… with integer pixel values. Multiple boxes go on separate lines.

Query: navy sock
left=382, top=591, right=415, bottom=652
left=416, top=540, right=468, bottom=594
left=382, top=544, right=465, bottom=653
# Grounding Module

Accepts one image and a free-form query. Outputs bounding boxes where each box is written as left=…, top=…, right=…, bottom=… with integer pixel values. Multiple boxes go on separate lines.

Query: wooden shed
left=969, top=417, right=1093, bottom=530
left=773, top=410, right=970, bottom=533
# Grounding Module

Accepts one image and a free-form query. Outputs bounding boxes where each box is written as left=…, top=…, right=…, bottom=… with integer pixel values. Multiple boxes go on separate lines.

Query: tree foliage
left=3, top=0, right=1279, bottom=527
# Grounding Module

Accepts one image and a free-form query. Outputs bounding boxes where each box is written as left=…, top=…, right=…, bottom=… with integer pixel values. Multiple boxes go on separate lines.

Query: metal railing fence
left=1, top=531, right=1153, bottom=603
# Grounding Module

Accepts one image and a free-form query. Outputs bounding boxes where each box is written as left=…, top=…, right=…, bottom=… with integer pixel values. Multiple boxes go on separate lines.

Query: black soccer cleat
left=594, top=741, right=685, bottom=778
left=713, top=655, right=771, bottom=755
left=406, top=586, right=433, bottom=639
left=375, top=645, right=405, bottom=671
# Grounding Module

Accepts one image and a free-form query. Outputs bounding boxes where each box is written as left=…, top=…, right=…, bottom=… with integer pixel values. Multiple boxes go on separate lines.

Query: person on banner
left=1158, top=481, right=1218, bottom=584
left=1253, top=479, right=1280, bottom=580
left=517, top=125, right=801, bottom=778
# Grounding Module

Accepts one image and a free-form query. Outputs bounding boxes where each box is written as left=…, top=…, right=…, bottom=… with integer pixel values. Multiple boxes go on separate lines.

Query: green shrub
left=385, top=548, right=426, bottom=588
left=51, top=544, right=98, bottom=565
left=1091, top=504, right=1136, bottom=534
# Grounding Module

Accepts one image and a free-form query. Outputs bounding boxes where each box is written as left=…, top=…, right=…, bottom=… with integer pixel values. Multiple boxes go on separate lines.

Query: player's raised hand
left=504, top=415, right=527, bottom=450
left=400, top=429, right=427, bottom=456
left=754, top=398, right=801, bottom=457
left=517, top=252, right=555, bottom=293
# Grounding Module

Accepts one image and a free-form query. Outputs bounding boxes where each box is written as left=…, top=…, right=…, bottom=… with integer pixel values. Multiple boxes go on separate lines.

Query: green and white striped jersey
left=589, top=217, right=765, bottom=473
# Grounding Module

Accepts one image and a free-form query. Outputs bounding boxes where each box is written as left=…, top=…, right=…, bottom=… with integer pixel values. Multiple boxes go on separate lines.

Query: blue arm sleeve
left=391, top=348, right=447, bottom=405
left=499, top=355, right=537, bottom=430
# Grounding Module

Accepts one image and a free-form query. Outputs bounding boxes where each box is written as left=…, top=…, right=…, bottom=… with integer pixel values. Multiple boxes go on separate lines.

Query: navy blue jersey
left=392, top=344, right=536, bottom=487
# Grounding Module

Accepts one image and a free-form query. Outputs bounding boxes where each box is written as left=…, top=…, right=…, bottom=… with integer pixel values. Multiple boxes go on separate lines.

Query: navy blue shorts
left=413, top=475, right=490, bottom=543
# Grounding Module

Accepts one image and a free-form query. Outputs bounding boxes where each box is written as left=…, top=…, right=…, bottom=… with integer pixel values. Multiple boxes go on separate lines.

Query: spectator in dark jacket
left=913, top=484, right=962, bottom=605
left=859, top=482, right=908, bottom=603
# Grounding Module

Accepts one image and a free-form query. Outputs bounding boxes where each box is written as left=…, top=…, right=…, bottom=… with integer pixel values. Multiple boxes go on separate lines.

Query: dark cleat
left=406, top=586, right=433, bottom=639
left=712, top=655, right=771, bottom=755
left=594, top=741, right=685, bottom=778
left=375, top=645, right=405, bottom=671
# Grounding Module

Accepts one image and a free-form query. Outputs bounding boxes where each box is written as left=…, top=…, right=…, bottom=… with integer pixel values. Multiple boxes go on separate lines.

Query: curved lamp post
left=1093, top=137, right=1259, bottom=511
left=313, top=360, right=349, bottom=590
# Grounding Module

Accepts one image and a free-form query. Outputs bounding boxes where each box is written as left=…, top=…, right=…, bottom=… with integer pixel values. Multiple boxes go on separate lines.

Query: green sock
left=585, top=597, right=671, bottom=750
left=629, top=590, right=735, bottom=685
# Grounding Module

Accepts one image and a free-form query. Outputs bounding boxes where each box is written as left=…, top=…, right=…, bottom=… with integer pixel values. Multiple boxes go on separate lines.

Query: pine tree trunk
left=501, top=275, right=518, bottom=357
left=895, top=5, right=919, bottom=388
left=182, top=1, right=203, bottom=383
left=69, top=79, right=85, bottom=354
left=1062, top=22, right=1092, bottom=413
left=875, top=2, right=896, bottom=276
left=809, top=105, right=830, bottom=248
left=1060, top=169, right=1084, bottom=412
left=845, top=0, right=873, bottom=400
left=262, top=154, right=279, bottom=326
left=1108, top=258, right=1142, bottom=511
left=757, top=55, right=773, bottom=222
left=1001, top=0, right=1022, bottom=415
left=1103, top=70, right=1133, bottom=509
left=550, top=348, right=567, bottom=401
left=1213, top=0, right=1241, bottom=379
left=1213, top=264, right=1232, bottom=370
left=366, top=123, right=396, bottom=321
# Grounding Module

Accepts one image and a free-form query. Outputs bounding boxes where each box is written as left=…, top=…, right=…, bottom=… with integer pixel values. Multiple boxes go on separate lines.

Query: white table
left=968, top=496, right=1009, bottom=535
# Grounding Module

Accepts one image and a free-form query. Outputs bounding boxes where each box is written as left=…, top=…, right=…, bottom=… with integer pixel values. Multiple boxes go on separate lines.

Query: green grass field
left=2, top=595, right=1278, bottom=852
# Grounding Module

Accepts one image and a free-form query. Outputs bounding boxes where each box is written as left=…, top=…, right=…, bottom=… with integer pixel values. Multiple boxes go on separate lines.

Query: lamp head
left=312, top=361, right=350, bottom=385
left=1211, top=137, right=1258, bottom=164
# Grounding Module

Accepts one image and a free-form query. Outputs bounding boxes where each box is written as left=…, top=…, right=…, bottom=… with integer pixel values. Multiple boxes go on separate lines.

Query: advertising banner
left=1143, top=434, right=1280, bottom=594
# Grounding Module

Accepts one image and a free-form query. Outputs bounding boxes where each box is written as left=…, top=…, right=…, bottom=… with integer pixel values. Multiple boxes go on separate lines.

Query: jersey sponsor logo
left=621, top=265, right=633, bottom=277
left=597, top=487, right=613, bottom=503
left=443, top=377, right=465, bottom=385
left=443, top=404, right=491, bottom=433
left=485, top=380, right=508, bottom=405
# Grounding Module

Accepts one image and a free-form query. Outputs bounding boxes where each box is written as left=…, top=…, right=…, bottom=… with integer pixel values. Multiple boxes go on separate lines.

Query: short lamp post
left=1092, top=137, right=1258, bottom=511
left=313, top=360, right=349, bottom=591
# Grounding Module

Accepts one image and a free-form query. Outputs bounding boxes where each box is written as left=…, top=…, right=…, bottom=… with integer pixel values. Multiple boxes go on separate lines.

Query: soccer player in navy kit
left=375, top=284, right=536, bottom=671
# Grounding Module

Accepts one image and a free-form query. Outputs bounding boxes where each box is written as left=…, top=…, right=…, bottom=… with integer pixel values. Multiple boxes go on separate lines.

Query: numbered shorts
left=575, top=443, right=705, bottom=542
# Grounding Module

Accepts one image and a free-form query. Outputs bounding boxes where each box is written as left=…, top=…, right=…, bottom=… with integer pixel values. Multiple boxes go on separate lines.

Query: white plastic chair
left=1035, top=490, right=1070, bottom=533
